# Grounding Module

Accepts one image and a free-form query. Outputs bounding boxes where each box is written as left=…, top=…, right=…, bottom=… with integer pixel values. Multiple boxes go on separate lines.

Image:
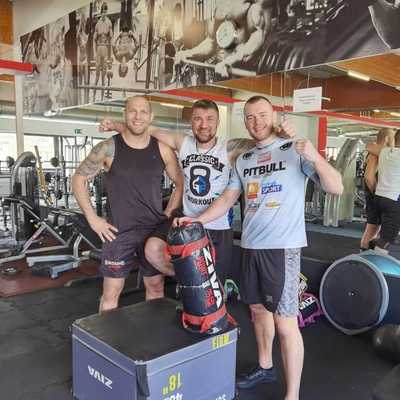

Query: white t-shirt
left=179, top=136, right=231, bottom=230
left=376, top=147, right=400, bottom=202
left=228, top=138, right=318, bottom=249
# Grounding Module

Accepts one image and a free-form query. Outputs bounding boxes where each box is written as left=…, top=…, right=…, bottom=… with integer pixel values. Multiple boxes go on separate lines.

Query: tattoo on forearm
left=227, top=138, right=255, bottom=156
left=75, top=138, right=114, bottom=176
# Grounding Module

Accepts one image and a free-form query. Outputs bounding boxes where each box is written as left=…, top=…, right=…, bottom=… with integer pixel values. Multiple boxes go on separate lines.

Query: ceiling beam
left=334, top=54, right=400, bottom=87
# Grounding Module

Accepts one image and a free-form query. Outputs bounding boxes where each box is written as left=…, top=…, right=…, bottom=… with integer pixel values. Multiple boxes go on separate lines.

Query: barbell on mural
left=180, top=59, right=256, bottom=78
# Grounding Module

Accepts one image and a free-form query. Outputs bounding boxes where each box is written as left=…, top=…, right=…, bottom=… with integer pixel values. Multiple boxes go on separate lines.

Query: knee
left=145, top=238, right=166, bottom=265
left=249, top=304, right=268, bottom=321
left=275, top=316, right=299, bottom=338
left=144, top=277, right=164, bottom=298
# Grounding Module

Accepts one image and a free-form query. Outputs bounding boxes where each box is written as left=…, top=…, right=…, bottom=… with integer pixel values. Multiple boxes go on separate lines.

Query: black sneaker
left=236, top=365, right=277, bottom=389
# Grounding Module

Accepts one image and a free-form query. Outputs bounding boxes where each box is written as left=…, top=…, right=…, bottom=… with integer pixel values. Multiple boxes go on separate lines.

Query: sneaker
left=236, top=365, right=277, bottom=389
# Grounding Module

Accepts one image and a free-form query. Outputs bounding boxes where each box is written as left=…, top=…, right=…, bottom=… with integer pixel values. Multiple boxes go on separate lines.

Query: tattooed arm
left=227, top=138, right=255, bottom=165
left=72, top=138, right=118, bottom=242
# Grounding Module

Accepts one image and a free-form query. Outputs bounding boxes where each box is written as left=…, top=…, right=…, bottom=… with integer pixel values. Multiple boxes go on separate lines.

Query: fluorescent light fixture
left=347, top=70, right=370, bottom=82
left=0, top=114, right=99, bottom=126
left=390, top=112, right=400, bottom=117
left=373, top=109, right=381, bottom=113
left=160, top=102, right=184, bottom=109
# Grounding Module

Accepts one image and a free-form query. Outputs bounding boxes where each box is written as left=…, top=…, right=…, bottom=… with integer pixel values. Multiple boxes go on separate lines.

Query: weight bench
left=26, top=213, right=100, bottom=279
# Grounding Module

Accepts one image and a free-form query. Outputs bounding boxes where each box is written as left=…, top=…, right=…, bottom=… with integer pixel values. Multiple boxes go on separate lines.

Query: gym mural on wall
left=20, top=0, right=398, bottom=114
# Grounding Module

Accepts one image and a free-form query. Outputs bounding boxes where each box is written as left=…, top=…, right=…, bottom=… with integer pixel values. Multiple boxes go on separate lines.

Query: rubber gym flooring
left=1, top=227, right=398, bottom=400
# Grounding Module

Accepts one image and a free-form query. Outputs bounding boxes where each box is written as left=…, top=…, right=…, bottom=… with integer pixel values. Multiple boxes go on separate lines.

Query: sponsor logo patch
left=247, top=202, right=260, bottom=212
left=243, top=151, right=253, bottom=160
left=257, top=152, right=271, bottom=164
left=265, top=201, right=281, bottom=209
left=246, top=182, right=259, bottom=199
left=243, top=161, right=286, bottom=177
left=261, top=181, right=283, bottom=194
left=280, top=141, right=293, bottom=151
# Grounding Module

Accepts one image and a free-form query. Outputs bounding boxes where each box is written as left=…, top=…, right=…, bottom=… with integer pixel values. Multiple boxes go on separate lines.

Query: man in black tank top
left=360, top=128, right=394, bottom=250
left=72, top=96, right=183, bottom=312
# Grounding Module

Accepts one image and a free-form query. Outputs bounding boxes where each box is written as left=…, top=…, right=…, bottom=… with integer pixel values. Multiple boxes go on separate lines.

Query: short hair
left=244, top=95, right=273, bottom=109
left=125, top=95, right=152, bottom=113
left=192, top=99, right=219, bottom=117
left=376, top=128, right=394, bottom=145
left=395, top=130, right=400, bottom=146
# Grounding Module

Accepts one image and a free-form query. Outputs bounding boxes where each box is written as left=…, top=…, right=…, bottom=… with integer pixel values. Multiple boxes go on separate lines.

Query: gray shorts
left=240, top=248, right=301, bottom=317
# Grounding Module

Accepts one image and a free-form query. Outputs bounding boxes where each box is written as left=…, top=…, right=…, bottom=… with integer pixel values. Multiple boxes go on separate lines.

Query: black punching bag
left=373, top=324, right=400, bottom=363
left=166, top=222, right=236, bottom=335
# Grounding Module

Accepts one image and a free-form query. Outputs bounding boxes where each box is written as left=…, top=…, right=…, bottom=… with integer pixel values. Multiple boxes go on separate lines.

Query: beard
left=194, top=131, right=217, bottom=144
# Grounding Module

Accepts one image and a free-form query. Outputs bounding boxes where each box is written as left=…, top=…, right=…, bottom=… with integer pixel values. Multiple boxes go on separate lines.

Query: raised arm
left=159, top=142, right=184, bottom=217
left=296, top=139, right=343, bottom=195
left=227, top=138, right=255, bottom=165
left=227, top=120, right=296, bottom=164
left=72, top=138, right=118, bottom=242
left=99, top=118, right=187, bottom=152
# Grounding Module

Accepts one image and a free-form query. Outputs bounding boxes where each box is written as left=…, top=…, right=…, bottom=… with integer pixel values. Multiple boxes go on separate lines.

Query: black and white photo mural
left=21, top=15, right=76, bottom=113
left=74, top=0, right=150, bottom=104
left=20, top=0, right=399, bottom=113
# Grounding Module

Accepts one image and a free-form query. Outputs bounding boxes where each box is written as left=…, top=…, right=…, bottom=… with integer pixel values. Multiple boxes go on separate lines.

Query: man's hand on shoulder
left=276, top=119, right=296, bottom=139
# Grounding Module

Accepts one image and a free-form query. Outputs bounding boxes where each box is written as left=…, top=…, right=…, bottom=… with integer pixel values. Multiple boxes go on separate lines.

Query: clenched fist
left=99, top=118, right=117, bottom=132
left=295, top=139, right=320, bottom=163
left=276, top=119, right=296, bottom=139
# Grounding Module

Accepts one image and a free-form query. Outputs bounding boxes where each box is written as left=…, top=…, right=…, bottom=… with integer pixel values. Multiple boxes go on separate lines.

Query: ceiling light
left=373, top=109, right=381, bottom=113
left=160, top=102, right=184, bottom=109
left=390, top=112, right=400, bottom=117
left=347, top=70, right=370, bottom=82
left=395, top=86, right=400, bottom=91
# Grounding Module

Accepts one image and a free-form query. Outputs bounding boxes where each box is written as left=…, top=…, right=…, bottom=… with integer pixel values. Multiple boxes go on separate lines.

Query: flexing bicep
left=74, top=139, right=114, bottom=178
left=227, top=138, right=255, bottom=165
left=149, top=127, right=186, bottom=151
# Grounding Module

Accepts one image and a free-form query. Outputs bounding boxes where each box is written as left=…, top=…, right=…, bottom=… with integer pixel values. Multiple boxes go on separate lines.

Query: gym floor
left=1, top=226, right=398, bottom=400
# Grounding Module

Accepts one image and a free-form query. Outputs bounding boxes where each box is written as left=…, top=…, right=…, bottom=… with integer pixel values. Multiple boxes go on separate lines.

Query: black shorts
left=375, top=196, right=400, bottom=248
left=207, top=228, right=233, bottom=285
left=365, top=191, right=381, bottom=225
left=100, top=215, right=176, bottom=279
left=240, top=248, right=301, bottom=317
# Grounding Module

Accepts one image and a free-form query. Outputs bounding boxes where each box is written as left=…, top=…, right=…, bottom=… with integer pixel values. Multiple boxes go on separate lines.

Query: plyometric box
left=72, top=298, right=238, bottom=400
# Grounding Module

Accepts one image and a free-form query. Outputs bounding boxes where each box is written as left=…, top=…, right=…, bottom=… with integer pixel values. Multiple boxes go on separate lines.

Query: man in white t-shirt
left=367, top=129, right=400, bottom=253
